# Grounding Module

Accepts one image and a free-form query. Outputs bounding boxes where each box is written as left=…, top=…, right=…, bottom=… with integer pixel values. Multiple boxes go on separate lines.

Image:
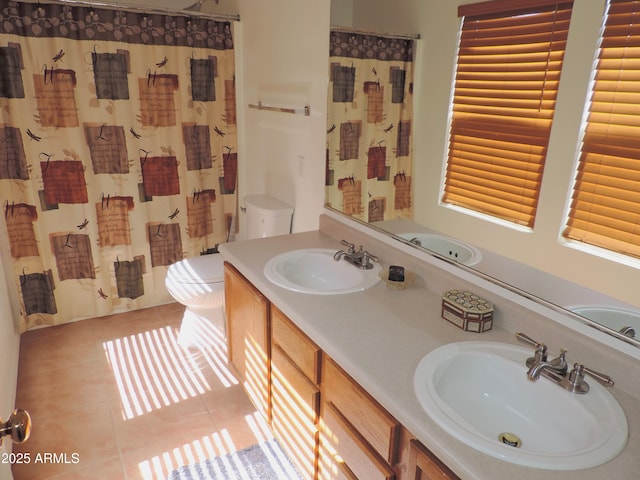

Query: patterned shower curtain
left=0, top=1, right=238, bottom=332
left=325, top=30, right=415, bottom=223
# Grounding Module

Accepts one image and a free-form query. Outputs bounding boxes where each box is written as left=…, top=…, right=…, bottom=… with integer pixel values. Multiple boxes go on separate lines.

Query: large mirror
left=327, top=0, right=640, bottom=351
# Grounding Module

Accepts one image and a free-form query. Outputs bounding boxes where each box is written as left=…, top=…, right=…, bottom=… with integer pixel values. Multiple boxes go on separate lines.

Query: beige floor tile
left=18, top=326, right=101, bottom=378
left=16, top=360, right=108, bottom=421
left=12, top=302, right=274, bottom=480
left=39, top=456, right=125, bottom=480
left=12, top=401, right=118, bottom=479
left=201, top=384, right=257, bottom=423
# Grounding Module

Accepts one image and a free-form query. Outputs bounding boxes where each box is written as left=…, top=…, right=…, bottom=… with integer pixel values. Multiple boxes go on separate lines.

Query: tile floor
left=12, top=303, right=273, bottom=480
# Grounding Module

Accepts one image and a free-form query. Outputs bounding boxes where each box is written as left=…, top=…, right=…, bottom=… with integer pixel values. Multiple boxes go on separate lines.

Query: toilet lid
left=168, top=253, right=225, bottom=284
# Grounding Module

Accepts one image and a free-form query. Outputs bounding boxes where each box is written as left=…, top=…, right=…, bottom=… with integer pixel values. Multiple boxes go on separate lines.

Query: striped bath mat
left=167, top=439, right=303, bottom=480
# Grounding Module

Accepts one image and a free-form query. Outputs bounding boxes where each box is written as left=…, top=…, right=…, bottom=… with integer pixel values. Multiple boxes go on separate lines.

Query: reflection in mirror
left=327, top=0, right=640, bottom=352
left=325, top=28, right=417, bottom=224
left=373, top=214, right=640, bottom=350
left=395, top=232, right=481, bottom=267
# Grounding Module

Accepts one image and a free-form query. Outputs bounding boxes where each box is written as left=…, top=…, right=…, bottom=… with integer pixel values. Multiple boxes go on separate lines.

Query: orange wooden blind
left=563, top=0, right=640, bottom=258
left=443, top=1, right=573, bottom=227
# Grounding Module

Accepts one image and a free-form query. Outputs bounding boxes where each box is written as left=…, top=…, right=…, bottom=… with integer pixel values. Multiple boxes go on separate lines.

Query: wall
left=0, top=256, right=20, bottom=480
left=343, top=0, right=640, bottom=309
left=235, top=0, right=330, bottom=238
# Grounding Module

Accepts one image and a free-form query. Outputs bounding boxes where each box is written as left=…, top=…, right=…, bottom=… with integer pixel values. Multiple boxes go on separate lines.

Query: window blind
left=443, top=1, right=573, bottom=227
left=563, top=0, right=640, bottom=258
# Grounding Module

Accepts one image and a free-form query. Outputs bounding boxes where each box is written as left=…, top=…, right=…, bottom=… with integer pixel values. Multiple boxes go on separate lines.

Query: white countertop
left=219, top=228, right=640, bottom=480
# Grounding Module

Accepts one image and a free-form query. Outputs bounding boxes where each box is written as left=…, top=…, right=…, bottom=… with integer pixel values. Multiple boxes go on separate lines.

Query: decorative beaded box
left=441, top=289, right=493, bottom=333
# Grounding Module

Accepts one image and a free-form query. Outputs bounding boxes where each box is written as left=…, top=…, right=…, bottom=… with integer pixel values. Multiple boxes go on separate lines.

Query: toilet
left=165, top=194, right=294, bottom=348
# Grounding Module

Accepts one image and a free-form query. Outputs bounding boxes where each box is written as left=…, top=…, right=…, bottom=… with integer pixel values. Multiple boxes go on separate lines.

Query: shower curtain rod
left=39, top=0, right=240, bottom=22
left=331, top=25, right=420, bottom=41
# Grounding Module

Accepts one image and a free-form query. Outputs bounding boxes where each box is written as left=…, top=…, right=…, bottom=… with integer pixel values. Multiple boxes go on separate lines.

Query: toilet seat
left=167, top=253, right=225, bottom=285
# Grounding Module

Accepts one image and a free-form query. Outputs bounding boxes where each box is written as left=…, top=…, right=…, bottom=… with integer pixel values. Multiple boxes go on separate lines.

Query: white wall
left=235, top=0, right=330, bottom=238
left=0, top=257, right=20, bottom=480
left=341, top=0, right=640, bottom=308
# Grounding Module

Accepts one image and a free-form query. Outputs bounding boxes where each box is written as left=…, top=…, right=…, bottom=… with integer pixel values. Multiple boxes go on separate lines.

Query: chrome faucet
left=334, top=240, right=379, bottom=270
left=527, top=348, right=568, bottom=380
left=619, top=325, right=636, bottom=338
left=408, top=237, right=422, bottom=246
left=515, top=332, right=614, bottom=394
left=515, top=332, right=567, bottom=380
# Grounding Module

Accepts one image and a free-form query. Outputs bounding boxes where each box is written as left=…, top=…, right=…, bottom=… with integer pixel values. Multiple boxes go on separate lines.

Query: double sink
left=262, top=244, right=629, bottom=470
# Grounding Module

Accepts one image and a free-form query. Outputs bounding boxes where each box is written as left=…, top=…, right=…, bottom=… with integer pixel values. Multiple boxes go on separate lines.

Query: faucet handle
left=340, top=240, right=355, bottom=253
left=515, top=332, right=544, bottom=348
left=568, top=363, right=614, bottom=393
left=550, top=348, right=569, bottom=374
left=362, top=250, right=379, bottom=262
left=361, top=250, right=379, bottom=269
left=515, top=332, right=547, bottom=363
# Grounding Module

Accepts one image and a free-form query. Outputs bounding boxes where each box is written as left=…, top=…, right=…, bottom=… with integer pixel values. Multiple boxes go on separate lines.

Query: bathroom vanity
left=219, top=214, right=640, bottom=480
left=224, top=260, right=455, bottom=479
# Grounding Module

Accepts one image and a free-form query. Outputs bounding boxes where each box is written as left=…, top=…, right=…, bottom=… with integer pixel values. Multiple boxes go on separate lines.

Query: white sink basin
left=264, top=248, right=382, bottom=295
left=413, top=341, right=628, bottom=470
left=398, top=233, right=481, bottom=266
left=570, top=306, right=640, bottom=337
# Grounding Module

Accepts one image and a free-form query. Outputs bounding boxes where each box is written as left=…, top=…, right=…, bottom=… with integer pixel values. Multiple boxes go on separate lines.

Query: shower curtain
left=325, top=30, right=415, bottom=223
left=0, top=1, right=238, bottom=331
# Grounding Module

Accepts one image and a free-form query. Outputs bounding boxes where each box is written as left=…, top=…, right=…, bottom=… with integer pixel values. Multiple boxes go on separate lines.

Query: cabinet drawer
left=322, top=356, right=399, bottom=463
left=272, top=305, right=321, bottom=384
left=320, top=401, right=394, bottom=480
left=272, top=344, right=320, bottom=423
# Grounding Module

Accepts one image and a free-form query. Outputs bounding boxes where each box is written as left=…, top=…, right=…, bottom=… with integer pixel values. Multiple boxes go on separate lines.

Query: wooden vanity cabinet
left=223, top=261, right=459, bottom=480
left=319, top=356, right=399, bottom=480
left=224, top=262, right=270, bottom=420
left=270, top=305, right=322, bottom=479
left=406, top=438, right=460, bottom=480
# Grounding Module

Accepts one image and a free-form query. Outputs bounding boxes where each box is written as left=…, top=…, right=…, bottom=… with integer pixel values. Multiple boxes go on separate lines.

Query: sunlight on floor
left=137, top=427, right=239, bottom=479
left=179, top=310, right=238, bottom=389
left=103, top=320, right=237, bottom=421
left=98, top=308, right=305, bottom=479
left=137, top=411, right=278, bottom=480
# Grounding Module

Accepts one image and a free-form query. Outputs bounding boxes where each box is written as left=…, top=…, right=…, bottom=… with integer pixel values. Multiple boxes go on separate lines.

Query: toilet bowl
left=165, top=252, right=226, bottom=349
left=165, top=194, right=294, bottom=349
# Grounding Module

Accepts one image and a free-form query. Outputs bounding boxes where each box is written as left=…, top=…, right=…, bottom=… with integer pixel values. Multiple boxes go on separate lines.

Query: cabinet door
left=224, top=262, right=270, bottom=420
left=322, top=356, right=399, bottom=463
left=319, top=401, right=395, bottom=480
left=407, top=440, right=459, bottom=480
left=270, top=306, right=322, bottom=479
left=272, top=344, right=320, bottom=479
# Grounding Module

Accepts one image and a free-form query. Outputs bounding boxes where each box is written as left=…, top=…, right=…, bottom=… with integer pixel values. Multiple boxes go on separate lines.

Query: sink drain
left=499, top=432, right=522, bottom=448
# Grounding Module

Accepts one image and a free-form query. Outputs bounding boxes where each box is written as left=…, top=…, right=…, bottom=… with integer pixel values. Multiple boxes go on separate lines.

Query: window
left=443, top=0, right=573, bottom=227
left=563, top=0, right=640, bottom=259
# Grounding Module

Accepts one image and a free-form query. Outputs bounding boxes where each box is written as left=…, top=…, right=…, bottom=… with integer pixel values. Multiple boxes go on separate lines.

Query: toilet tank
left=245, top=194, right=294, bottom=239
